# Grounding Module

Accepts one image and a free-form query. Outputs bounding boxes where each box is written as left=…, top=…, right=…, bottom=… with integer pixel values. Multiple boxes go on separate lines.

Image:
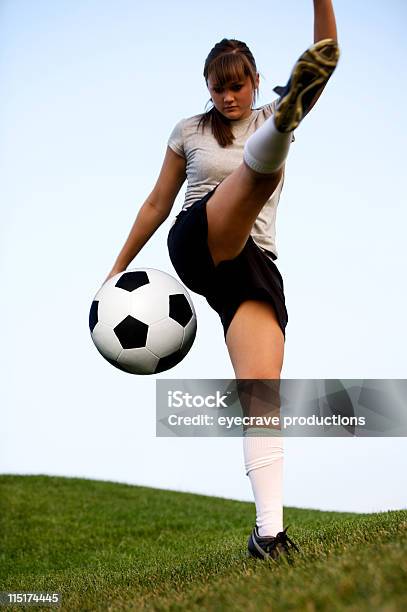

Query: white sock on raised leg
left=243, top=115, right=292, bottom=174
left=243, top=430, right=284, bottom=537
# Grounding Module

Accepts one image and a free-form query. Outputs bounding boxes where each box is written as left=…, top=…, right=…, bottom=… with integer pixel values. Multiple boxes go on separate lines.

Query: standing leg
left=226, top=300, right=285, bottom=537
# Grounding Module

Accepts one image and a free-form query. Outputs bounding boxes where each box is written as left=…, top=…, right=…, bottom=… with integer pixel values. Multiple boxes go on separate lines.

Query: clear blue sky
left=1, top=0, right=406, bottom=512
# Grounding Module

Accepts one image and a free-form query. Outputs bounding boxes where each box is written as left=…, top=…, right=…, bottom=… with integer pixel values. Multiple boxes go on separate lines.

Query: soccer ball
left=89, top=268, right=197, bottom=374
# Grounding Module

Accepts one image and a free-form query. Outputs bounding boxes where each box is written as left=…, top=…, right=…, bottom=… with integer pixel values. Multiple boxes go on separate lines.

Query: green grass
left=0, top=475, right=406, bottom=611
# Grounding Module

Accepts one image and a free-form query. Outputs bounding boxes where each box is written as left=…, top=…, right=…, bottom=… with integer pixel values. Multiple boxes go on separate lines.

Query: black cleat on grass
left=247, top=525, right=300, bottom=561
left=273, top=38, right=340, bottom=133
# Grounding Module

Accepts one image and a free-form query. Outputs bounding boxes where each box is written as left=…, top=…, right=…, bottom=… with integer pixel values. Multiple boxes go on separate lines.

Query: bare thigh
left=206, top=162, right=283, bottom=267
left=226, top=299, right=284, bottom=379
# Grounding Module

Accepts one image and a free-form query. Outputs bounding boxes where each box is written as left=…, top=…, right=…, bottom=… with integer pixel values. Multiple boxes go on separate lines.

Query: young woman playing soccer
left=105, top=0, right=339, bottom=560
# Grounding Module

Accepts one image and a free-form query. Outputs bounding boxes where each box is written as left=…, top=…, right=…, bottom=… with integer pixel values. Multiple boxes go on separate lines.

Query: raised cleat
left=273, top=38, right=340, bottom=133
left=247, top=524, right=300, bottom=560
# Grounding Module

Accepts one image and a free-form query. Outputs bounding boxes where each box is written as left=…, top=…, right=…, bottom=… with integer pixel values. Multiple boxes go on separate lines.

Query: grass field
left=1, top=475, right=406, bottom=611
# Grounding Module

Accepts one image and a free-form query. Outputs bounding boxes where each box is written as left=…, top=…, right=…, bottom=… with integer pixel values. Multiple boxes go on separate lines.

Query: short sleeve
left=167, top=118, right=186, bottom=158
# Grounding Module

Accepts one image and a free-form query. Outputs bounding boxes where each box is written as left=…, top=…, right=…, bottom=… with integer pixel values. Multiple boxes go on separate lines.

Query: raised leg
left=205, top=38, right=339, bottom=268
left=206, top=162, right=283, bottom=267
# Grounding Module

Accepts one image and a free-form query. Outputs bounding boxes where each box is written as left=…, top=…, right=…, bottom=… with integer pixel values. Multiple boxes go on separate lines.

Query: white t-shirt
left=167, top=100, right=294, bottom=258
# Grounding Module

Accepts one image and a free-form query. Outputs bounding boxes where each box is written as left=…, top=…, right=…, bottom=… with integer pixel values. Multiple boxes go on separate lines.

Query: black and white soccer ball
left=89, top=268, right=197, bottom=374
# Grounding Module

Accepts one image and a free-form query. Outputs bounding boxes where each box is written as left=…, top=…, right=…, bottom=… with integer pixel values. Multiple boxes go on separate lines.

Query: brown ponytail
left=198, top=38, right=259, bottom=148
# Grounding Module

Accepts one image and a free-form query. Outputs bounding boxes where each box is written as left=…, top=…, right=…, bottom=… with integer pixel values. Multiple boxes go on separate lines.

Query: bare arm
left=305, top=0, right=338, bottom=114
left=313, top=0, right=338, bottom=43
left=104, top=146, right=186, bottom=282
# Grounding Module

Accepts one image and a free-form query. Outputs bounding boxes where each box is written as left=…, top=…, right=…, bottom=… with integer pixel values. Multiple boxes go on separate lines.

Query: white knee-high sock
left=243, top=115, right=292, bottom=174
left=243, top=430, right=284, bottom=537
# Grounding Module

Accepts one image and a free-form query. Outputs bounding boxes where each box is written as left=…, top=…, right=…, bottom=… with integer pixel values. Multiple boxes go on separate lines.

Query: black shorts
left=167, top=186, right=288, bottom=341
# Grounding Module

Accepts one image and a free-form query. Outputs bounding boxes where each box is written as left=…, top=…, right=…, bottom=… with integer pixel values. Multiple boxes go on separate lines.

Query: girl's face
left=207, top=72, right=259, bottom=121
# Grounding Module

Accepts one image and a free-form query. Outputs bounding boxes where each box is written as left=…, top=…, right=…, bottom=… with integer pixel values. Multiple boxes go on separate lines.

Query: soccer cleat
left=273, top=38, right=340, bottom=133
left=247, top=524, right=300, bottom=560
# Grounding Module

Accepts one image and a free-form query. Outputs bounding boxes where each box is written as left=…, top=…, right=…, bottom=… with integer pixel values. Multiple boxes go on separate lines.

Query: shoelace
left=263, top=525, right=300, bottom=555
